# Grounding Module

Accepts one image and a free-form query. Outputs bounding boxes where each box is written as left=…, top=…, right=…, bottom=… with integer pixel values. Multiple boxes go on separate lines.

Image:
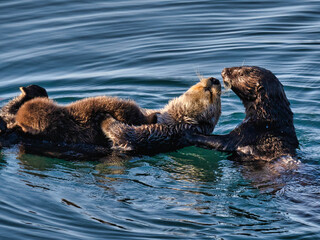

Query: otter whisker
left=195, top=69, right=205, bottom=81
left=4, top=75, right=221, bottom=156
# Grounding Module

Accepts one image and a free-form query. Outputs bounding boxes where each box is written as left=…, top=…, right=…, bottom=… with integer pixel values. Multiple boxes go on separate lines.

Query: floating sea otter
left=0, top=85, right=49, bottom=148
left=14, top=96, right=158, bottom=146
left=187, top=66, right=299, bottom=160
left=0, top=85, right=48, bottom=131
left=2, top=77, right=221, bottom=155
left=102, top=77, right=221, bottom=153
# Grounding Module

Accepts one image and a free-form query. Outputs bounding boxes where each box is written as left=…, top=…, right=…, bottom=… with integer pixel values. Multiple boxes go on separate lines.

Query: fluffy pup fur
left=0, top=85, right=48, bottom=130
left=15, top=96, right=157, bottom=146
left=102, top=77, right=221, bottom=154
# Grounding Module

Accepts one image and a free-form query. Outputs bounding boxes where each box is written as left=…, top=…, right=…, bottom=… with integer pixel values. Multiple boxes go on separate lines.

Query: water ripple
left=0, top=0, right=320, bottom=239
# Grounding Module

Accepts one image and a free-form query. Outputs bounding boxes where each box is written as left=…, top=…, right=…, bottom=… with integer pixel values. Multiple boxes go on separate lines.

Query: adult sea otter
left=187, top=66, right=299, bottom=160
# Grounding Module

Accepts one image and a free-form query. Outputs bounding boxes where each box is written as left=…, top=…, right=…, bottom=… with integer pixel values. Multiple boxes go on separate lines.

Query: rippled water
left=1, top=0, right=320, bottom=239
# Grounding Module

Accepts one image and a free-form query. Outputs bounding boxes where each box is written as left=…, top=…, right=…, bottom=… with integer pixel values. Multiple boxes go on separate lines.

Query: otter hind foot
left=101, top=117, right=134, bottom=152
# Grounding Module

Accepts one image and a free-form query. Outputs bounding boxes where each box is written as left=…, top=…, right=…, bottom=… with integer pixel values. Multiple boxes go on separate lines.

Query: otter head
left=164, top=77, right=221, bottom=130
left=221, top=66, right=292, bottom=121
left=19, top=85, right=48, bottom=100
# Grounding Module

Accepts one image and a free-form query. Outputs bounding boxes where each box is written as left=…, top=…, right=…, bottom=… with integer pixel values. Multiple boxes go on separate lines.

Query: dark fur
left=187, top=66, right=299, bottom=160
left=0, top=78, right=221, bottom=157
left=0, top=85, right=48, bottom=130
left=15, top=96, right=157, bottom=145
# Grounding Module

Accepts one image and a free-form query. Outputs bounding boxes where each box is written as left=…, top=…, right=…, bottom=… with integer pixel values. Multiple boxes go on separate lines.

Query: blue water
left=1, top=0, right=320, bottom=239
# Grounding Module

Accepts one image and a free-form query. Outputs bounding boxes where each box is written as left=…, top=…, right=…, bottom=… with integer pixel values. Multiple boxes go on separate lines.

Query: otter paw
left=101, top=118, right=136, bottom=152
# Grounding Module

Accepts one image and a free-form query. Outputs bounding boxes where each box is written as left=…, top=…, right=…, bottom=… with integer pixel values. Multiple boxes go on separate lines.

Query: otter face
left=221, top=66, right=282, bottom=102
left=186, top=77, right=221, bottom=105
left=170, top=77, right=221, bottom=125
left=19, top=85, right=48, bottom=100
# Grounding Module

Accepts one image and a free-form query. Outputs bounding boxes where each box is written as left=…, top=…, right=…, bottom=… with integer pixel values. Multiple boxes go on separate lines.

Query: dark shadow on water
left=227, top=153, right=302, bottom=194
left=0, top=151, right=7, bottom=170
left=13, top=140, right=306, bottom=195
left=7, top=137, right=319, bottom=205
left=160, top=147, right=226, bottom=183
left=3, top=141, right=319, bottom=239
left=17, top=153, right=64, bottom=171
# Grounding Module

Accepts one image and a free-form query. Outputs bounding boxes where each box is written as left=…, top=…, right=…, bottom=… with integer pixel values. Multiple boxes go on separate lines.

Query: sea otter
left=0, top=85, right=48, bottom=131
left=102, top=77, right=221, bottom=153
left=14, top=95, right=158, bottom=146
left=187, top=66, right=299, bottom=160
left=14, top=77, right=221, bottom=154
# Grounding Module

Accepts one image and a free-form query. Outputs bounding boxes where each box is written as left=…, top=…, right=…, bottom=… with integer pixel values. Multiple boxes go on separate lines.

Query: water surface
left=0, top=0, right=320, bottom=239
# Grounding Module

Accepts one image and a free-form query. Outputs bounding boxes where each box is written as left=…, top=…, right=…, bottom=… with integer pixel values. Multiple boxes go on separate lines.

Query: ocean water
left=1, top=0, right=320, bottom=239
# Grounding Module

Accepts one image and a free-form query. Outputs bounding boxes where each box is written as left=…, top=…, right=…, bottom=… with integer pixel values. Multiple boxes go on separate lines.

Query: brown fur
left=187, top=66, right=299, bottom=160
left=14, top=77, right=221, bottom=154
left=0, top=85, right=48, bottom=129
left=101, top=77, right=221, bottom=153
left=15, top=96, right=157, bottom=145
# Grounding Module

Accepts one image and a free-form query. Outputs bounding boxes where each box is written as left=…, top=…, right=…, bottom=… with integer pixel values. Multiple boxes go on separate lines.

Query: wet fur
left=187, top=66, right=299, bottom=160
left=2, top=78, right=221, bottom=155
left=0, top=85, right=48, bottom=129
left=102, top=77, right=221, bottom=154
left=15, top=96, right=157, bottom=146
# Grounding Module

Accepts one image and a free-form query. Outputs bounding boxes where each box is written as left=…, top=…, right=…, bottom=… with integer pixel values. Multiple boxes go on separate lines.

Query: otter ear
left=19, top=87, right=27, bottom=95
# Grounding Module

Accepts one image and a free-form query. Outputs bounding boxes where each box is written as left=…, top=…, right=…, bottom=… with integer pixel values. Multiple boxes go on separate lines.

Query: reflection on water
left=0, top=142, right=320, bottom=239
left=236, top=156, right=301, bottom=194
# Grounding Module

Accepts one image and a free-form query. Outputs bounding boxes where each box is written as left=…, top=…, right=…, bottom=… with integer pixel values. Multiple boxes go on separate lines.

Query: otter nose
left=208, top=77, right=220, bottom=85
left=221, top=68, right=229, bottom=77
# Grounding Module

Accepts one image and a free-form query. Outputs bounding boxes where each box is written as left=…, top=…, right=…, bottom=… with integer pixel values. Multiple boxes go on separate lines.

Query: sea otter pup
left=187, top=66, right=299, bottom=160
left=14, top=96, right=158, bottom=146
left=101, top=77, right=221, bottom=154
left=0, top=85, right=48, bottom=131
left=15, top=77, right=221, bottom=154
